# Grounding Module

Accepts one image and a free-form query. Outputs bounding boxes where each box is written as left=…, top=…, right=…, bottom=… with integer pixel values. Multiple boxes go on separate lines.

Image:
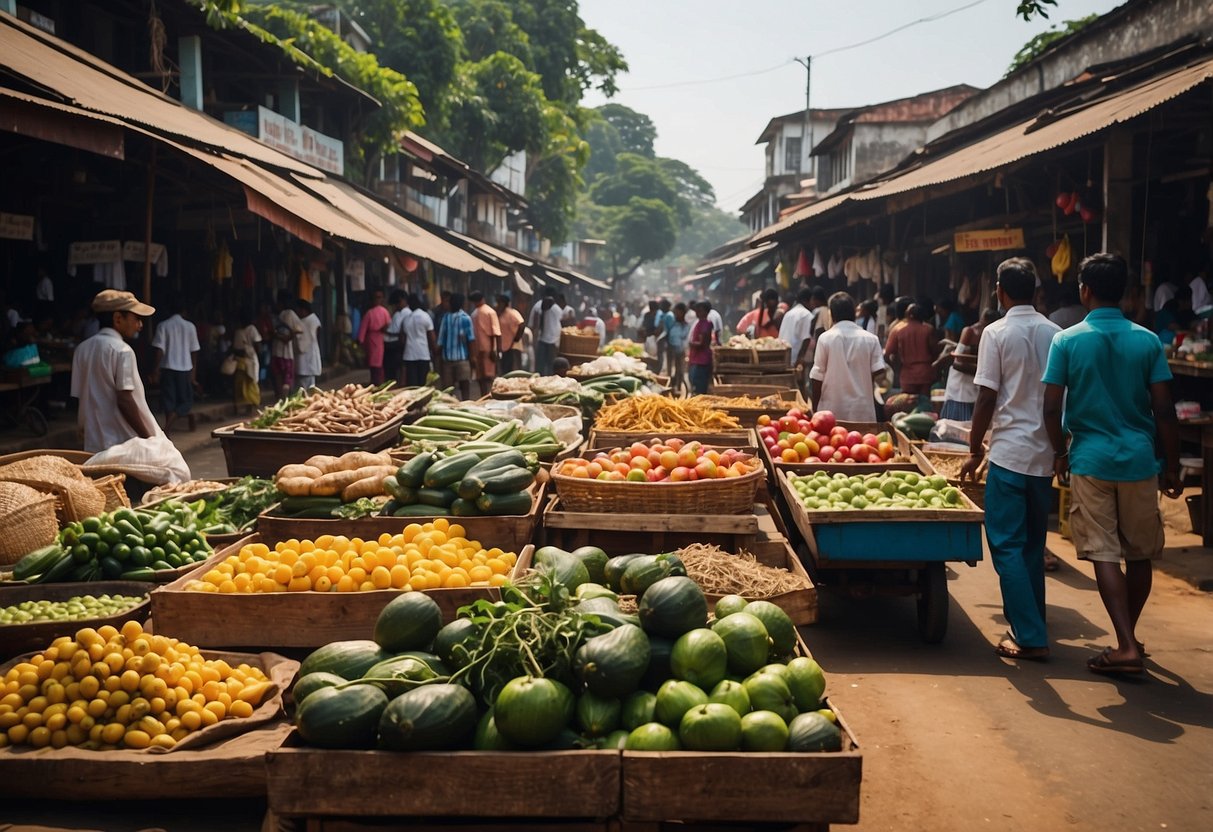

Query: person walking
left=70, top=290, right=160, bottom=453
left=230, top=309, right=262, bottom=416
left=664, top=302, right=691, bottom=395
left=470, top=290, right=501, bottom=397
left=528, top=290, right=562, bottom=375
left=295, top=299, right=322, bottom=390
left=884, top=303, right=940, bottom=395
left=938, top=308, right=999, bottom=422
left=959, top=259, right=1060, bottom=662
left=809, top=292, right=886, bottom=422
left=1042, top=253, right=1183, bottom=675
left=495, top=293, right=525, bottom=376
left=779, top=288, right=816, bottom=392
left=382, top=290, right=405, bottom=386
left=357, top=289, right=391, bottom=385
left=687, top=300, right=715, bottom=395
left=270, top=291, right=303, bottom=399
left=737, top=289, right=784, bottom=338
left=437, top=293, right=474, bottom=400
left=400, top=293, right=435, bottom=387
left=149, top=299, right=201, bottom=434
left=655, top=299, right=673, bottom=373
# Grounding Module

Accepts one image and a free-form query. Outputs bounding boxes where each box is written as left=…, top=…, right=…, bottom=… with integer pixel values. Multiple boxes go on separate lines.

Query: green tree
left=1016, top=1, right=1058, bottom=20
left=582, top=114, right=623, bottom=182
left=603, top=198, right=679, bottom=282
left=597, top=103, right=656, bottom=157
left=589, top=153, right=686, bottom=225
left=657, top=158, right=715, bottom=208
left=1006, top=14, right=1096, bottom=74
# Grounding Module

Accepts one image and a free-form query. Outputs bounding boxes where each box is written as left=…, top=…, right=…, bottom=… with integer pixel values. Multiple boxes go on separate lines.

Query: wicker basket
left=0, top=482, right=58, bottom=564
left=560, top=332, right=600, bottom=356
left=551, top=464, right=764, bottom=515
left=0, top=457, right=106, bottom=524
left=93, top=474, right=131, bottom=511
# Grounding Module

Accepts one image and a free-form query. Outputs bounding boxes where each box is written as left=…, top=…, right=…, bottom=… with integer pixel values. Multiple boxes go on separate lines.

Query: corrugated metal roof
left=754, top=54, right=1213, bottom=243
left=0, top=14, right=320, bottom=178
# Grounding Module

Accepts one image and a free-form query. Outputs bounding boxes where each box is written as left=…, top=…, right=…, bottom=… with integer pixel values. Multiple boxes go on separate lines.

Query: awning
left=754, top=53, right=1213, bottom=243
left=696, top=240, right=778, bottom=274
left=513, top=271, right=534, bottom=296
left=551, top=266, right=611, bottom=291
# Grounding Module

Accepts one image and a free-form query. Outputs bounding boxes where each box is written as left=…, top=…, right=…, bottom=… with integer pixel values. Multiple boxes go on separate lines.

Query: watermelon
left=638, top=576, right=708, bottom=638
left=292, top=672, right=345, bottom=705
left=373, top=592, right=442, bottom=653
left=670, top=628, right=728, bottom=691
left=679, top=703, right=743, bottom=751
left=787, top=711, right=842, bottom=752
left=378, top=684, right=478, bottom=751
left=494, top=676, right=573, bottom=747
left=296, top=685, right=388, bottom=749
left=299, top=641, right=390, bottom=680
left=711, top=613, right=771, bottom=676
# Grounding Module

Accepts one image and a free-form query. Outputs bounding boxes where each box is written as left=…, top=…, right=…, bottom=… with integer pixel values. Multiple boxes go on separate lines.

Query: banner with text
left=954, top=228, right=1025, bottom=253
left=258, top=106, right=343, bottom=175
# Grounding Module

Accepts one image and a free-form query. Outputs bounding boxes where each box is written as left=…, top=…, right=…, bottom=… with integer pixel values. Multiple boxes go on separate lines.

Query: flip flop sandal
left=1087, top=647, right=1144, bottom=676
left=995, top=638, right=1050, bottom=661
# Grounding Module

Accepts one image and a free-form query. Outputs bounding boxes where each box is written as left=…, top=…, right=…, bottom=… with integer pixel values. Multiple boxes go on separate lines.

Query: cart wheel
left=23, top=408, right=47, bottom=437
left=917, top=563, right=948, bottom=643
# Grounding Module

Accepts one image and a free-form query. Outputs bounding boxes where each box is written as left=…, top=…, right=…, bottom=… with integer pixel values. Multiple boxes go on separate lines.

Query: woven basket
left=0, top=482, right=58, bottom=564
left=0, top=457, right=106, bottom=524
left=560, top=332, right=600, bottom=356
left=93, top=474, right=131, bottom=511
left=551, top=464, right=764, bottom=515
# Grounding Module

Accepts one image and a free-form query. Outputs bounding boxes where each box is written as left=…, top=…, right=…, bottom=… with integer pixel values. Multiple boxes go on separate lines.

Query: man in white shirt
left=71, top=290, right=160, bottom=453
left=779, top=288, right=816, bottom=391
left=1151, top=275, right=1177, bottom=312
left=1190, top=271, right=1211, bottom=311
left=271, top=290, right=303, bottom=399
left=35, top=268, right=54, bottom=303
left=382, top=290, right=405, bottom=386
left=295, top=299, right=323, bottom=390
left=528, top=290, right=564, bottom=375
left=400, top=293, right=436, bottom=387
left=808, top=292, right=885, bottom=422
left=960, top=258, right=1061, bottom=662
left=150, top=300, right=201, bottom=434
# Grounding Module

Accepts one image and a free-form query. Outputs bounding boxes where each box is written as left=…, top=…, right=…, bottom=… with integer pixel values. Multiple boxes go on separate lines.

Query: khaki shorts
left=440, top=359, right=471, bottom=387
left=1069, top=474, right=1164, bottom=563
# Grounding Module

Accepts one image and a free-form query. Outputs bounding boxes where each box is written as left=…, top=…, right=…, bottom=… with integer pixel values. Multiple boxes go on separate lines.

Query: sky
left=579, top=0, right=1126, bottom=213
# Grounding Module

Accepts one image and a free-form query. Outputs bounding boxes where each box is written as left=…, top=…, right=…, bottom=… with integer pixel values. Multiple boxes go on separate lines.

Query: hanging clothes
left=212, top=240, right=232, bottom=282
left=812, top=248, right=826, bottom=279
left=827, top=253, right=843, bottom=280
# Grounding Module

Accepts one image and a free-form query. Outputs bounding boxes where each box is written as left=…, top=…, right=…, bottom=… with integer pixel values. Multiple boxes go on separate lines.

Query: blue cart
left=775, top=468, right=985, bottom=643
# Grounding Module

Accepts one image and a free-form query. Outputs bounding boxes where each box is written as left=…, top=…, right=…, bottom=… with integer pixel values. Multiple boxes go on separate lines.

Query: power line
left=617, top=0, right=995, bottom=93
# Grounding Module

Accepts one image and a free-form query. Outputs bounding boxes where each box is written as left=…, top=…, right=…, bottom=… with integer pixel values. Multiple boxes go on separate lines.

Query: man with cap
left=71, top=290, right=161, bottom=453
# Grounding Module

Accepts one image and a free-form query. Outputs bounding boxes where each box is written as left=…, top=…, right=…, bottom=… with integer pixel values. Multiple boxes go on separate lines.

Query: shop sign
left=954, top=228, right=1025, bottom=252
left=121, top=241, right=166, bottom=264
left=0, top=213, right=35, bottom=241
left=257, top=106, right=344, bottom=175
left=69, top=240, right=122, bottom=265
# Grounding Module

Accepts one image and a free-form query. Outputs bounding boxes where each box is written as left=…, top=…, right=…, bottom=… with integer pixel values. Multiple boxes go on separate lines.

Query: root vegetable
left=277, top=464, right=322, bottom=480
left=277, top=477, right=315, bottom=497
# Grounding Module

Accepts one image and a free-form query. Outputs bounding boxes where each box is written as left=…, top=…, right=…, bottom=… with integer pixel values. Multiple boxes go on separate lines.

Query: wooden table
left=1169, top=358, right=1213, bottom=378
left=1178, top=418, right=1212, bottom=547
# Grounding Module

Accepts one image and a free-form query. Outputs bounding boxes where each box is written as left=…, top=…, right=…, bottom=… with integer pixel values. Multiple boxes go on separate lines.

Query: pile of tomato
left=757, top=409, right=897, bottom=464
left=557, top=439, right=762, bottom=482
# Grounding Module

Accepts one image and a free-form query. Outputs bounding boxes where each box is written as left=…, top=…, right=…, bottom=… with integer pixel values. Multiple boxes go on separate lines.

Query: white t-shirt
left=1190, top=275, right=1211, bottom=311
left=529, top=304, right=564, bottom=345
left=943, top=343, right=978, bottom=404
left=273, top=309, right=303, bottom=359
left=70, top=328, right=162, bottom=453
left=972, top=305, right=1061, bottom=478
left=401, top=308, right=435, bottom=361
left=36, top=275, right=54, bottom=302
left=150, top=314, right=199, bottom=372
left=778, top=304, right=814, bottom=364
left=296, top=313, right=322, bottom=376
left=809, top=321, right=884, bottom=422
left=1152, top=282, right=1176, bottom=312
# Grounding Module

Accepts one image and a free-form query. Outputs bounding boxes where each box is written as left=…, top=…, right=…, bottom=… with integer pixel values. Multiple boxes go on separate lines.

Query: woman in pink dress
left=357, top=290, right=392, bottom=384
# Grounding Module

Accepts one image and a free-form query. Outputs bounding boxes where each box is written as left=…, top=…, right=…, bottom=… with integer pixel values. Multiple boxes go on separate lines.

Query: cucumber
left=12, top=545, right=66, bottom=581
left=396, top=453, right=435, bottom=489
left=450, top=498, right=482, bottom=517
left=120, top=567, right=157, bottom=582
left=465, top=450, right=528, bottom=478
left=279, top=496, right=343, bottom=513
left=416, top=488, right=458, bottom=508
left=31, top=550, right=77, bottom=584
left=474, top=491, right=532, bottom=516
left=423, top=451, right=482, bottom=488
left=382, top=476, right=411, bottom=502
left=99, top=556, right=124, bottom=579
left=480, top=466, right=536, bottom=494
left=392, top=504, right=452, bottom=517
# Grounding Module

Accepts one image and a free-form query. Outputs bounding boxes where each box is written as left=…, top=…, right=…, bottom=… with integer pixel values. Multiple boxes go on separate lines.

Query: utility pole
left=794, top=56, right=812, bottom=181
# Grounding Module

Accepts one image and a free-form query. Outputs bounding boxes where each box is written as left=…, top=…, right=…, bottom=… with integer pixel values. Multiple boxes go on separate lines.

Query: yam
left=334, top=451, right=394, bottom=471
left=277, top=477, right=314, bottom=497
left=341, top=470, right=395, bottom=502
left=276, top=464, right=321, bottom=481
left=309, top=469, right=366, bottom=496
left=304, top=455, right=342, bottom=474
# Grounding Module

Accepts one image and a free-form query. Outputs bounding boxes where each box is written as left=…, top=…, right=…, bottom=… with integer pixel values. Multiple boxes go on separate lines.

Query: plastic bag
left=929, top=419, right=973, bottom=446
left=85, top=435, right=191, bottom=485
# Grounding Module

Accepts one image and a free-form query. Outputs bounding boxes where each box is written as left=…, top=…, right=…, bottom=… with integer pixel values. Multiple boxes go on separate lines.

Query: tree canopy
left=1006, top=14, right=1097, bottom=75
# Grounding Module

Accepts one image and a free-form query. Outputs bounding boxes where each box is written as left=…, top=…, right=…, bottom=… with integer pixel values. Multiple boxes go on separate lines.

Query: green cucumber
left=12, top=545, right=65, bottom=581
left=31, top=551, right=77, bottom=584
left=382, top=476, right=410, bottom=502
left=396, top=453, right=435, bottom=489
left=465, top=450, right=528, bottom=478
left=416, top=488, right=458, bottom=508
left=120, top=567, right=157, bottom=582
left=479, top=466, right=536, bottom=494
left=450, top=498, right=482, bottom=517
left=423, top=451, right=482, bottom=488
left=392, top=504, right=452, bottom=517
left=474, top=491, right=533, bottom=516
left=99, top=556, right=124, bottom=579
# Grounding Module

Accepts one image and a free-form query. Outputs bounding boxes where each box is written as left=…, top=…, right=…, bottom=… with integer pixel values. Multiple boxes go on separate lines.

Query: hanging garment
left=795, top=249, right=812, bottom=278
left=212, top=241, right=232, bottom=282
left=828, top=253, right=843, bottom=280
left=94, top=261, right=127, bottom=290
left=812, top=247, right=826, bottom=279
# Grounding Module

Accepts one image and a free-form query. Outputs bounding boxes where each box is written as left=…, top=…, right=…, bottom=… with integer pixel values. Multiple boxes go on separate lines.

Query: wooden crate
left=0, top=581, right=150, bottom=660
left=149, top=534, right=533, bottom=649
left=757, top=421, right=915, bottom=477
left=711, top=345, right=791, bottom=369
left=540, top=497, right=764, bottom=555
left=560, top=331, right=601, bottom=356
left=714, top=370, right=798, bottom=389
left=213, top=417, right=409, bottom=479
left=620, top=697, right=860, bottom=825
left=776, top=468, right=984, bottom=565
left=256, top=482, right=544, bottom=554
left=267, top=741, right=621, bottom=820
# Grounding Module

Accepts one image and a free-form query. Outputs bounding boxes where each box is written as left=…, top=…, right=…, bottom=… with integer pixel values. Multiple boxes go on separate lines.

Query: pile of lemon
left=184, top=520, right=517, bottom=594
left=0, top=620, right=271, bottom=750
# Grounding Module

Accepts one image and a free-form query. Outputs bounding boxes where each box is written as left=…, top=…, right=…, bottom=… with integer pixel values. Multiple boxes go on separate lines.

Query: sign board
left=257, top=106, right=344, bottom=175
left=954, top=228, right=1025, bottom=252
left=68, top=240, right=122, bottom=265
left=0, top=213, right=35, bottom=241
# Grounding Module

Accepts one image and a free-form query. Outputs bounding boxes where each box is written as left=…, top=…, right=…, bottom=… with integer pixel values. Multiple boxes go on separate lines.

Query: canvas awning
left=753, top=54, right=1213, bottom=244
left=695, top=240, right=778, bottom=275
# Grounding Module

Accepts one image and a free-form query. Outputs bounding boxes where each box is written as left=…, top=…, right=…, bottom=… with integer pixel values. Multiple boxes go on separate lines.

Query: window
left=784, top=137, right=802, bottom=173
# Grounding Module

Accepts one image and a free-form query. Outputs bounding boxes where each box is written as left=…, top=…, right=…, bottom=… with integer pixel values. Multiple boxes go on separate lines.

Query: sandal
left=1043, top=553, right=1060, bottom=572
left=995, top=638, right=1050, bottom=662
left=1087, top=647, right=1144, bottom=676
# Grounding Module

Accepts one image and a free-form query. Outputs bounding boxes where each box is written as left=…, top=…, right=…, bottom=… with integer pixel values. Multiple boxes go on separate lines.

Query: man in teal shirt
left=1042, top=253, right=1183, bottom=676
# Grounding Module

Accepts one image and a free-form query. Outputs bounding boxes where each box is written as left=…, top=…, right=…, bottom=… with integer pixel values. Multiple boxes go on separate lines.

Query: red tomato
left=778, top=416, right=799, bottom=432
left=659, top=450, right=679, bottom=470
left=667, top=438, right=685, bottom=451
left=631, top=456, right=652, bottom=472
left=845, top=431, right=863, bottom=447
left=862, top=433, right=879, bottom=447
left=810, top=410, right=836, bottom=433
left=669, top=466, right=691, bottom=482
left=829, top=435, right=845, bottom=448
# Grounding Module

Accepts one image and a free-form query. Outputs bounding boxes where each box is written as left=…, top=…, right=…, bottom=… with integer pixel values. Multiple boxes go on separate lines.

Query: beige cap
left=92, top=290, right=155, bottom=316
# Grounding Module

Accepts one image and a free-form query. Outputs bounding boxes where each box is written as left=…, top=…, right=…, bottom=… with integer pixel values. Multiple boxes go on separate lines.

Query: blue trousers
left=984, top=462, right=1052, bottom=648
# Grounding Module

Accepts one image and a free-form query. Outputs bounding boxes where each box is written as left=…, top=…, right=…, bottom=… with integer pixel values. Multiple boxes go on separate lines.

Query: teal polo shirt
left=1041, top=307, right=1171, bottom=481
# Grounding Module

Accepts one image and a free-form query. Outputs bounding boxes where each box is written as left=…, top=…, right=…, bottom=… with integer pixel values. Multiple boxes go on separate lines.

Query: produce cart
left=775, top=467, right=984, bottom=643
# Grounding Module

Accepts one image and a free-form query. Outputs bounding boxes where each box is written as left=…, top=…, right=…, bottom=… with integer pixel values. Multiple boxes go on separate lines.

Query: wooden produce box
left=267, top=741, right=621, bottom=821
left=256, top=481, right=544, bottom=554
left=776, top=468, right=985, bottom=565
left=714, top=369, right=799, bottom=389
left=620, top=697, right=860, bottom=826
left=211, top=396, right=426, bottom=477
left=541, top=497, right=763, bottom=555
left=712, top=344, right=791, bottom=369
left=149, top=534, right=533, bottom=649
left=0, top=650, right=297, bottom=799
left=0, top=581, right=151, bottom=660
left=912, top=444, right=986, bottom=510
left=758, top=421, right=915, bottom=478
left=560, top=331, right=601, bottom=356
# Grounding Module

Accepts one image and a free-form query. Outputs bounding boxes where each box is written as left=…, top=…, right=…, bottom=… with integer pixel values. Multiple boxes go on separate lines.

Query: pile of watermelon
left=289, top=544, right=840, bottom=754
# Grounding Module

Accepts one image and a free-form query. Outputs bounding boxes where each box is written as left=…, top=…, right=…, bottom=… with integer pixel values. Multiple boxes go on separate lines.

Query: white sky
left=580, top=0, right=1126, bottom=212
